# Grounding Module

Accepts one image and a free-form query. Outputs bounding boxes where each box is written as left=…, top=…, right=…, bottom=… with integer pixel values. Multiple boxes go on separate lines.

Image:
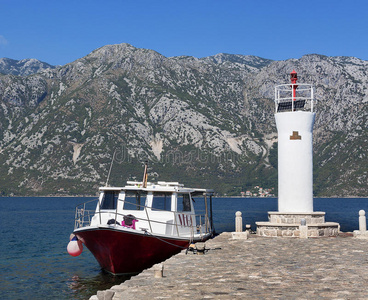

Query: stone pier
left=90, top=232, right=368, bottom=299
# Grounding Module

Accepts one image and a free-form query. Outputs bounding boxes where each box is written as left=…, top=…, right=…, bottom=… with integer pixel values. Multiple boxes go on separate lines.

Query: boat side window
left=124, top=192, right=146, bottom=210
left=100, top=191, right=119, bottom=210
left=177, top=193, right=192, bottom=212
left=151, top=192, right=172, bottom=211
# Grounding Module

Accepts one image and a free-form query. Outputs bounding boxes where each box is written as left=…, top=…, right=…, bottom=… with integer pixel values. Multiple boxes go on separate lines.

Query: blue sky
left=1, top=0, right=367, bottom=66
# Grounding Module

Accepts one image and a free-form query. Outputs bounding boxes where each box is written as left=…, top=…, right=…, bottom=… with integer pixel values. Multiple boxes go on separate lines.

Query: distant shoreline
left=1, top=195, right=367, bottom=199
left=215, top=196, right=368, bottom=199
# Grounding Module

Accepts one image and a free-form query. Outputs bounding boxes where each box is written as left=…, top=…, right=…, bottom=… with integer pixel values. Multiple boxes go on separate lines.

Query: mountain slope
left=0, top=44, right=367, bottom=196
left=0, top=58, right=55, bottom=76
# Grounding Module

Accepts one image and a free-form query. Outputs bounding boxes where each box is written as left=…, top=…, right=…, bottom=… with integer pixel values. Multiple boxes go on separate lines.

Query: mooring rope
left=143, top=230, right=189, bottom=249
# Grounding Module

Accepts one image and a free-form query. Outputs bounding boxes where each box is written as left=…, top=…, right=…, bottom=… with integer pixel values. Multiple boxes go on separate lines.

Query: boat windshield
left=152, top=192, right=172, bottom=211
left=177, top=193, right=192, bottom=212
left=124, top=191, right=146, bottom=210
left=100, top=190, right=119, bottom=210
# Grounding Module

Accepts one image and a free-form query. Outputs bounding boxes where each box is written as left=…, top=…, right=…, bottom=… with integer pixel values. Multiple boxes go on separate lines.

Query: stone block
left=154, top=263, right=164, bottom=278
left=111, top=285, right=127, bottom=291
left=353, top=230, right=368, bottom=239
left=263, top=229, right=277, bottom=237
left=97, top=291, right=104, bottom=300
left=112, top=292, right=124, bottom=300
left=309, top=229, right=318, bottom=237
left=96, top=290, right=115, bottom=300
left=263, top=229, right=271, bottom=236
left=283, top=230, right=293, bottom=237
left=299, top=226, right=308, bottom=239
left=256, top=217, right=339, bottom=238
left=231, top=232, right=248, bottom=239
left=105, top=291, right=115, bottom=300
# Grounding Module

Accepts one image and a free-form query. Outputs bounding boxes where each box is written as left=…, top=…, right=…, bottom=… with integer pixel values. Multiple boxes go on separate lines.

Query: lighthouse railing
left=274, top=83, right=315, bottom=113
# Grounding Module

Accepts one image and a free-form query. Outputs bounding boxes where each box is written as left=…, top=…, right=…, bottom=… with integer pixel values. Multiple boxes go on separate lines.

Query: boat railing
left=74, top=198, right=212, bottom=237
left=74, top=198, right=98, bottom=229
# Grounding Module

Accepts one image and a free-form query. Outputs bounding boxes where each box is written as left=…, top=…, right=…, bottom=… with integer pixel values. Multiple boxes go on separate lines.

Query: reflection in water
left=67, top=271, right=133, bottom=299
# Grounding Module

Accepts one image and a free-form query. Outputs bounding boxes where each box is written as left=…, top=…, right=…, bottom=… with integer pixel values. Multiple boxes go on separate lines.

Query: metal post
left=275, top=87, right=277, bottom=113
left=210, top=195, right=214, bottom=233
left=311, top=86, right=314, bottom=112
left=204, top=193, right=208, bottom=233
left=98, top=196, right=102, bottom=225
left=144, top=206, right=153, bottom=233
left=174, top=212, right=180, bottom=236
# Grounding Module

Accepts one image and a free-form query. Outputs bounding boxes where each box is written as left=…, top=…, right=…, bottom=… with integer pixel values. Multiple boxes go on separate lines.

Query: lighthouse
left=275, top=70, right=314, bottom=212
left=256, top=71, right=339, bottom=237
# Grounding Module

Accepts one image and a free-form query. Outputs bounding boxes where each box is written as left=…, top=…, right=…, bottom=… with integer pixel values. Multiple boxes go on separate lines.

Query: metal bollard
left=195, top=242, right=206, bottom=255
left=359, top=210, right=366, bottom=232
left=235, top=211, right=243, bottom=232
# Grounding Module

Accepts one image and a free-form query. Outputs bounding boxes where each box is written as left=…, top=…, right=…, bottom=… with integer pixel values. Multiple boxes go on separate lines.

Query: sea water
left=0, top=197, right=367, bottom=299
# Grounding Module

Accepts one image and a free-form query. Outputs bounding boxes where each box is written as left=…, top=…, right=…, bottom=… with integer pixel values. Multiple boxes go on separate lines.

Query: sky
left=0, top=0, right=367, bottom=66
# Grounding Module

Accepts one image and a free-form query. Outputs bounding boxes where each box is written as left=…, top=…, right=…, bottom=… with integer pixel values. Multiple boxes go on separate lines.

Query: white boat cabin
left=82, top=181, right=214, bottom=238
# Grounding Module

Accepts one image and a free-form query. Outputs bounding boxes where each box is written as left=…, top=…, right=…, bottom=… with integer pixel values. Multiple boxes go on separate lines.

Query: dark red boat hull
left=75, top=228, right=194, bottom=275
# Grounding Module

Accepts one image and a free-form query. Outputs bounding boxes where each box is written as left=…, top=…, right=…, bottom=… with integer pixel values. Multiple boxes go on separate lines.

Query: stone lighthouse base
left=256, top=212, right=340, bottom=237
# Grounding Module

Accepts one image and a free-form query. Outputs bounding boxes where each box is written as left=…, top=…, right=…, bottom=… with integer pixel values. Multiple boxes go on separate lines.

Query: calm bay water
left=0, top=196, right=367, bottom=299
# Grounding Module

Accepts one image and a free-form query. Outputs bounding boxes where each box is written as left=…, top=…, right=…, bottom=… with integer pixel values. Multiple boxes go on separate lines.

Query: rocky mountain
left=0, top=58, right=55, bottom=76
left=0, top=44, right=367, bottom=196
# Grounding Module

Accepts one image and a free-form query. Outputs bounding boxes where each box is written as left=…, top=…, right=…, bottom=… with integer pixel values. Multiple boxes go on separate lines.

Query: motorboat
left=67, top=172, right=214, bottom=275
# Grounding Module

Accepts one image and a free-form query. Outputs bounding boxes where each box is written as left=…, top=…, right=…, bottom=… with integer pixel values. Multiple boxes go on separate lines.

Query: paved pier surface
left=92, top=233, right=368, bottom=299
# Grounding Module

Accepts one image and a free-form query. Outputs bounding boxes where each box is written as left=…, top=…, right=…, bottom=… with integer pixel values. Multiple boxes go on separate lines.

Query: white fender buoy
left=67, top=236, right=83, bottom=257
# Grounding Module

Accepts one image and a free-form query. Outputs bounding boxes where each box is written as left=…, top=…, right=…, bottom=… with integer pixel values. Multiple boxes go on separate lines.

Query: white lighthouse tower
left=256, top=71, right=339, bottom=237
left=276, top=70, right=314, bottom=213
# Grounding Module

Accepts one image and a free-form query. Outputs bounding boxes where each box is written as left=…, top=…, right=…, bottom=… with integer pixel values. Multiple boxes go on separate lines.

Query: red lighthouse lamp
left=290, top=70, right=298, bottom=107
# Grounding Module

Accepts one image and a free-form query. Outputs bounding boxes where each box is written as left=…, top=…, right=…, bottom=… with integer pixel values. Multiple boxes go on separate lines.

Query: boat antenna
left=142, top=161, right=148, bottom=188
left=105, top=149, right=117, bottom=187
